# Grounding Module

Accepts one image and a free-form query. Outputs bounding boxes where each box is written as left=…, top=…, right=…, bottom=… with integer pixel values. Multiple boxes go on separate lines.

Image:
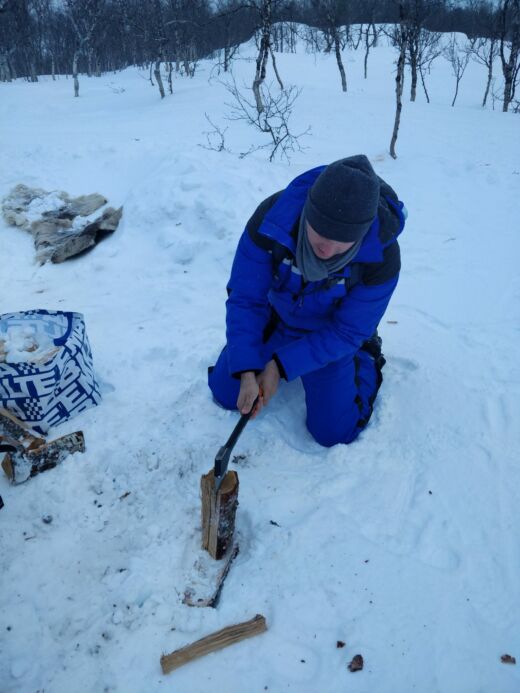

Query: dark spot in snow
left=42, top=515, right=53, bottom=524
left=6, top=626, right=11, bottom=631
left=348, top=654, right=364, bottom=672
left=429, top=490, right=433, bottom=495
left=269, top=520, right=280, bottom=527
left=300, top=659, right=305, bottom=663
left=336, top=640, right=346, bottom=648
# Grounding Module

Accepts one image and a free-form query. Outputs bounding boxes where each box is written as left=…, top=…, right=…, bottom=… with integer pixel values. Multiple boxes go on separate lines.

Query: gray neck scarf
left=295, top=213, right=362, bottom=282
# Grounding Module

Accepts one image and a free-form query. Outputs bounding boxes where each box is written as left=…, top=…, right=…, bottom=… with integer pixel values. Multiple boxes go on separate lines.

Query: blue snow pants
left=208, top=323, right=382, bottom=447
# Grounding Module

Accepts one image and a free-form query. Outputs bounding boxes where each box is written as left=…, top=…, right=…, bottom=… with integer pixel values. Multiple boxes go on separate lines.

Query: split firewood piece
left=2, top=431, right=85, bottom=484
left=201, top=469, right=239, bottom=560
left=160, top=614, right=267, bottom=675
left=0, top=408, right=43, bottom=447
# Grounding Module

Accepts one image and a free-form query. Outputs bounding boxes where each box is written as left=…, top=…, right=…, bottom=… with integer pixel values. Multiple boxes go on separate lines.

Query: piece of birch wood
left=1, top=430, right=85, bottom=484
left=160, top=614, right=267, bottom=675
left=201, top=469, right=239, bottom=560
left=182, top=542, right=239, bottom=608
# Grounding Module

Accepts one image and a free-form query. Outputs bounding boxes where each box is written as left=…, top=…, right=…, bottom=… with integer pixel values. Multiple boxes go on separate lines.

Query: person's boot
left=361, top=331, right=386, bottom=370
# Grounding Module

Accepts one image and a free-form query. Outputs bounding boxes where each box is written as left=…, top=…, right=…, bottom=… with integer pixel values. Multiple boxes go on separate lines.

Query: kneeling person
left=209, top=155, right=407, bottom=447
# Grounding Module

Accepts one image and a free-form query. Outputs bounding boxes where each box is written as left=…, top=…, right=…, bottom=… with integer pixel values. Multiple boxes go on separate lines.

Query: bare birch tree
left=498, top=0, right=520, bottom=111
left=65, top=0, right=104, bottom=96
left=0, top=2, right=15, bottom=82
left=414, top=29, right=442, bottom=103
left=361, top=22, right=380, bottom=79
left=7, top=0, right=38, bottom=82
left=252, top=0, right=273, bottom=113
left=389, top=2, right=409, bottom=159
left=310, top=0, right=349, bottom=92
left=469, top=36, right=499, bottom=107
left=444, top=33, right=470, bottom=106
left=151, top=0, right=167, bottom=97
left=226, top=77, right=310, bottom=161
left=214, top=0, right=246, bottom=72
left=249, top=0, right=287, bottom=115
left=404, top=0, right=444, bottom=102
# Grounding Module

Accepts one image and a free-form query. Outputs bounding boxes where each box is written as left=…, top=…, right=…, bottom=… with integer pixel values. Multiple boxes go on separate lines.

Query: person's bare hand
left=257, top=359, right=280, bottom=406
left=237, top=372, right=262, bottom=418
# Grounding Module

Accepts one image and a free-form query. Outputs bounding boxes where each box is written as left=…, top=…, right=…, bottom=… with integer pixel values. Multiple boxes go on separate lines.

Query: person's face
left=306, top=221, right=355, bottom=260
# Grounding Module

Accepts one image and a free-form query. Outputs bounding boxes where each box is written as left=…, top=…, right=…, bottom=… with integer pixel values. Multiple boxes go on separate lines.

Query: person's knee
left=306, top=414, right=360, bottom=447
left=208, top=366, right=239, bottom=411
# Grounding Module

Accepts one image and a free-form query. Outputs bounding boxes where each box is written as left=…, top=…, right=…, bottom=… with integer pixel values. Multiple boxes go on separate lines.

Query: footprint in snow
left=392, top=356, right=419, bottom=370
left=180, top=180, right=201, bottom=192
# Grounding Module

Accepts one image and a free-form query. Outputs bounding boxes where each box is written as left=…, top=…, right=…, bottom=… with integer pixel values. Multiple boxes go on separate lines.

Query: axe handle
left=214, top=396, right=259, bottom=486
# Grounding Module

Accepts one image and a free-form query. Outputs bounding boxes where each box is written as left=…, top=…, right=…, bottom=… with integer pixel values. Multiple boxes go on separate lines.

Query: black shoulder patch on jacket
left=361, top=240, right=401, bottom=286
left=245, top=191, right=283, bottom=251
left=377, top=175, right=399, bottom=203
left=376, top=174, right=402, bottom=247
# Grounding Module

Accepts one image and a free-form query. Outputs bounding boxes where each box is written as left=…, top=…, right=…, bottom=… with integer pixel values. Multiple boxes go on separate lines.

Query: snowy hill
left=1, top=31, right=519, bottom=693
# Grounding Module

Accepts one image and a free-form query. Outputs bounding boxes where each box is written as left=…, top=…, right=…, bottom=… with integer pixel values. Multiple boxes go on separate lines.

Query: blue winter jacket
left=225, top=166, right=406, bottom=382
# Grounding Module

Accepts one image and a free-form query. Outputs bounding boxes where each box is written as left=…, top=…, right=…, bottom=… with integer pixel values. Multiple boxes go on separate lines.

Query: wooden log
left=201, top=469, right=239, bottom=560
left=160, top=614, right=267, bottom=675
left=1, top=431, right=85, bottom=484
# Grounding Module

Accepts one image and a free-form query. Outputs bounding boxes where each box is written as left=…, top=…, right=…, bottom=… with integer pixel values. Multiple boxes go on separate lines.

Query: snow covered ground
left=1, top=30, right=519, bottom=693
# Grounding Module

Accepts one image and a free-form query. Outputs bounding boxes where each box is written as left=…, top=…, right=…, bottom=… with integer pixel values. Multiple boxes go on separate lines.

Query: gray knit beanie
left=304, top=155, right=380, bottom=242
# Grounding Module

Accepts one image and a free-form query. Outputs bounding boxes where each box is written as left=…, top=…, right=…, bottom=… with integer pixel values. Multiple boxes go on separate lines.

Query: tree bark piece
left=201, top=469, right=239, bottom=560
left=183, top=543, right=239, bottom=608
left=160, top=614, right=267, bottom=675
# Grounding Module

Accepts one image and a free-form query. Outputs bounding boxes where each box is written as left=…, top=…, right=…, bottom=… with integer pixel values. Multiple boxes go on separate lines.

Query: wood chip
left=348, top=654, right=364, bottom=672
